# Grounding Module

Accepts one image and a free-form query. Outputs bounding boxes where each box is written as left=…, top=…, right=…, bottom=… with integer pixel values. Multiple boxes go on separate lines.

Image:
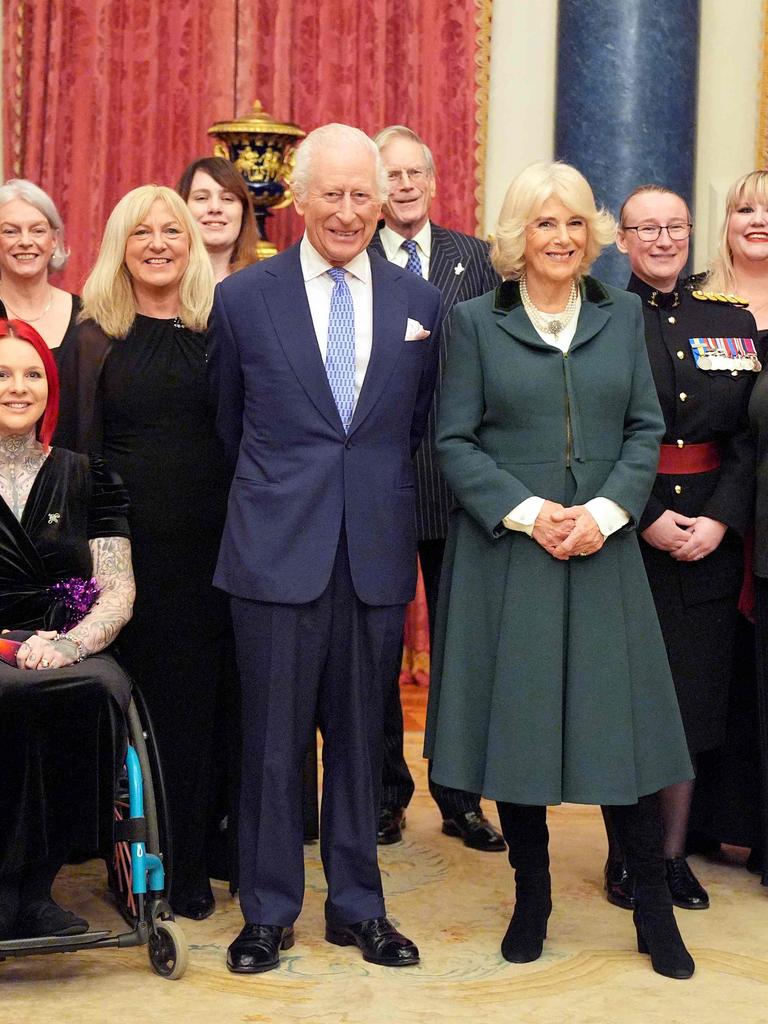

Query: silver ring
left=41, top=659, right=50, bottom=668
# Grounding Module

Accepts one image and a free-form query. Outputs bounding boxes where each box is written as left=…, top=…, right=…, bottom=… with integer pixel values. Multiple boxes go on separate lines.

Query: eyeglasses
left=386, top=167, right=429, bottom=184
left=622, top=223, right=692, bottom=242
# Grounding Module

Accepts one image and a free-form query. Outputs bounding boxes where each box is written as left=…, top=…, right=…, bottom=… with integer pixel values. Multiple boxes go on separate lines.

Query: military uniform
left=628, top=272, right=759, bottom=755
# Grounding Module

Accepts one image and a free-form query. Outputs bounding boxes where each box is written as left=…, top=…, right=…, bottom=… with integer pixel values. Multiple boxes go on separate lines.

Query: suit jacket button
left=676, top=350, right=685, bottom=359
left=345, top=440, right=352, bottom=449
left=674, top=484, right=683, bottom=495
left=679, top=392, right=687, bottom=401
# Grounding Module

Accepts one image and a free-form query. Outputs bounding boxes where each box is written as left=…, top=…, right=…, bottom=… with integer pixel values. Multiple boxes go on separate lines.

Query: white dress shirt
left=503, top=294, right=630, bottom=539
left=379, top=222, right=432, bottom=281
left=300, top=234, right=374, bottom=409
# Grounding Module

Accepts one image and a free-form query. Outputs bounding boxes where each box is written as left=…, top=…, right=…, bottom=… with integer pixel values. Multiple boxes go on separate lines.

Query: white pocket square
left=405, top=318, right=431, bottom=341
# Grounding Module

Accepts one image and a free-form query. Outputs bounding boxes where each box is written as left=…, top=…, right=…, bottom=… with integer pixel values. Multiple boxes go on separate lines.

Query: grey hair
left=0, top=178, right=69, bottom=271
left=292, top=123, right=389, bottom=203
left=373, top=125, right=436, bottom=178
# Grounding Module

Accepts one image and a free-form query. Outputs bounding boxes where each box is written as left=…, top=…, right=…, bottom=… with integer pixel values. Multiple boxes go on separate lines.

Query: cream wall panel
left=694, top=0, right=763, bottom=271
left=485, top=0, right=558, bottom=236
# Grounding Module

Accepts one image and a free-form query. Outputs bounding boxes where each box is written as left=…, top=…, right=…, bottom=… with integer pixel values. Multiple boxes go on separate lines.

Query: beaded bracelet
left=53, top=633, right=86, bottom=664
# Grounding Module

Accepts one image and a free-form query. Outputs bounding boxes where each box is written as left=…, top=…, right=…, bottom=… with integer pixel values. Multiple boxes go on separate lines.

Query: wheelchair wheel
left=148, top=919, right=188, bottom=980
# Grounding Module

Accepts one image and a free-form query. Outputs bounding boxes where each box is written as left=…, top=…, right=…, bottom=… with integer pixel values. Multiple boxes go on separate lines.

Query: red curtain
left=3, top=0, right=491, bottom=684
left=3, top=0, right=490, bottom=291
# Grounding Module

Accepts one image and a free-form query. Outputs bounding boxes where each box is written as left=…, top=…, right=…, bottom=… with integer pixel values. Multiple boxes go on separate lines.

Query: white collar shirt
left=379, top=221, right=432, bottom=280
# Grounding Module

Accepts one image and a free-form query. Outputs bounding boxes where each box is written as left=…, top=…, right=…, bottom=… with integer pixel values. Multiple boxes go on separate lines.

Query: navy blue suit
left=209, top=242, right=441, bottom=925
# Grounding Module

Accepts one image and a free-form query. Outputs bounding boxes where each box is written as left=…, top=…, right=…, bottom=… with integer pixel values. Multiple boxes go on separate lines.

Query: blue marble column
left=556, top=0, right=700, bottom=286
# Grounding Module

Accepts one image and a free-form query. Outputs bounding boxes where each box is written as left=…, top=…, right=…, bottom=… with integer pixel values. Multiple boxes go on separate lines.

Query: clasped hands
left=1, top=629, right=79, bottom=671
left=641, top=511, right=726, bottom=561
left=531, top=500, right=604, bottom=560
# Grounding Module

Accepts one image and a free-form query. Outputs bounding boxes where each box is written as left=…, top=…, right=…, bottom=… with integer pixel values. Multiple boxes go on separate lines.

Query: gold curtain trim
left=759, top=0, right=768, bottom=166
left=473, top=0, right=493, bottom=235
left=11, top=0, right=25, bottom=176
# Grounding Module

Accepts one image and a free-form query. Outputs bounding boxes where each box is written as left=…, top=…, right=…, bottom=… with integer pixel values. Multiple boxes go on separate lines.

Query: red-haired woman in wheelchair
left=0, top=318, right=135, bottom=940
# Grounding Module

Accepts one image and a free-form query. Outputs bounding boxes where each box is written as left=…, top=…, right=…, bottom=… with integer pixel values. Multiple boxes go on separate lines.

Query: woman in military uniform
left=611, top=185, right=759, bottom=911
left=426, top=163, right=695, bottom=979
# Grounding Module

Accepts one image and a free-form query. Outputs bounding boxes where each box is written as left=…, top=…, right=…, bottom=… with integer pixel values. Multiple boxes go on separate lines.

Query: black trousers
left=233, top=530, right=406, bottom=926
left=380, top=537, right=480, bottom=818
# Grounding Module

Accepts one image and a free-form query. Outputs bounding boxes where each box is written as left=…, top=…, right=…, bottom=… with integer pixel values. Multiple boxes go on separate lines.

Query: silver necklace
left=519, top=275, right=579, bottom=338
left=0, top=286, right=54, bottom=323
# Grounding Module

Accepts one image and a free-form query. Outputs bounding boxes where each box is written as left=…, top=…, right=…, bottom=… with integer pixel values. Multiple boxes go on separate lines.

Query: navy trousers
left=232, top=530, right=406, bottom=926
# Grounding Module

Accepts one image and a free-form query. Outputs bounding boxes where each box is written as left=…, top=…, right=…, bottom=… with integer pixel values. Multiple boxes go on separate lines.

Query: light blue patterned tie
left=402, top=239, right=423, bottom=276
left=326, top=267, right=356, bottom=431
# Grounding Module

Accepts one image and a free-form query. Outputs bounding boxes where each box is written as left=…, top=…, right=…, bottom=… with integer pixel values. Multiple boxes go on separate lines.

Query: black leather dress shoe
left=15, top=898, right=89, bottom=938
left=665, top=857, right=709, bottom=910
left=604, top=857, right=635, bottom=910
left=442, top=810, right=506, bottom=852
left=227, top=924, right=295, bottom=973
left=325, top=916, right=419, bottom=966
left=377, top=807, right=406, bottom=845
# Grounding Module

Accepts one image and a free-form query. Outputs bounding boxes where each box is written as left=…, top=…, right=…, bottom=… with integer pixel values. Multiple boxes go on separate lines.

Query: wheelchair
left=0, top=687, right=188, bottom=980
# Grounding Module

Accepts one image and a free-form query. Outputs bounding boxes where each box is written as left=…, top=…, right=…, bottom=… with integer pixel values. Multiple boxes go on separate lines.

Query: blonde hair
left=708, top=170, right=768, bottom=293
left=79, top=185, right=214, bottom=338
left=491, top=161, right=616, bottom=280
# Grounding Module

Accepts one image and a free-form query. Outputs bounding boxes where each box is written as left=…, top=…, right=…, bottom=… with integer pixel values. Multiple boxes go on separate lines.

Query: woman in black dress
left=0, top=179, right=80, bottom=362
left=0, top=318, right=134, bottom=940
left=57, top=185, right=232, bottom=920
left=708, top=170, right=768, bottom=884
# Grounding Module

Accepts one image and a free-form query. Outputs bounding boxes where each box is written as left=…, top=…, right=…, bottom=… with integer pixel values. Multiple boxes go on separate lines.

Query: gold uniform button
left=731, top=369, right=739, bottom=377
left=676, top=350, right=685, bottom=359
left=677, top=439, right=684, bottom=448
left=674, top=484, right=683, bottom=495
left=679, top=392, right=687, bottom=401
left=668, top=316, right=676, bottom=324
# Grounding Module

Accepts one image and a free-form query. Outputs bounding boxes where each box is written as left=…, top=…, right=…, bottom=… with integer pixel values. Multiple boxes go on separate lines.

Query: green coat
left=424, top=276, right=693, bottom=805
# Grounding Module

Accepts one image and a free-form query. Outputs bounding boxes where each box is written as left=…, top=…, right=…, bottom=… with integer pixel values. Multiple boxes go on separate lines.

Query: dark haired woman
left=177, top=157, right=259, bottom=282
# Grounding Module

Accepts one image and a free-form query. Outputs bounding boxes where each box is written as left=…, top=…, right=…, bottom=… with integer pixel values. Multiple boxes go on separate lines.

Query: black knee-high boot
left=496, top=802, right=551, bottom=963
left=608, top=795, right=694, bottom=980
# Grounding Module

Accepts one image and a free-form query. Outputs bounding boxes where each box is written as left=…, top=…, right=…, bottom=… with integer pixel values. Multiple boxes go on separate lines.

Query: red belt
left=657, top=442, right=721, bottom=475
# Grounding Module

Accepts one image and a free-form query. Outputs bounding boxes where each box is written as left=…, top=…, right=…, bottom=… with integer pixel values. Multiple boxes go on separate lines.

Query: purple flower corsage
left=48, top=576, right=101, bottom=631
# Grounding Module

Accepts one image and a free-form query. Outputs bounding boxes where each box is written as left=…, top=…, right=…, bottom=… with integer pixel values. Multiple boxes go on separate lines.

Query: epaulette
left=690, top=289, right=749, bottom=307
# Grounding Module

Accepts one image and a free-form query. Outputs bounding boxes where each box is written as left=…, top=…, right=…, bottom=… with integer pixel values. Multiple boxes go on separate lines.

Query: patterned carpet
left=3, top=722, right=768, bottom=1023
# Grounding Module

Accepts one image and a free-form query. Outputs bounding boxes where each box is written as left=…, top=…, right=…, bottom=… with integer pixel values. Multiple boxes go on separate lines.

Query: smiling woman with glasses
left=606, top=183, right=761, bottom=917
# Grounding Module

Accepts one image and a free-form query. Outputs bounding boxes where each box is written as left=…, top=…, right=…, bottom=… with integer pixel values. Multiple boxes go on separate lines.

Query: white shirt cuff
left=584, top=497, right=630, bottom=537
left=503, top=496, right=545, bottom=536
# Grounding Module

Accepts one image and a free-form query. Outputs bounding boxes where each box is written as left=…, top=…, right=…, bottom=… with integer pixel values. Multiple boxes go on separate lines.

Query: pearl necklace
left=0, top=286, right=54, bottom=323
left=519, top=275, right=579, bottom=338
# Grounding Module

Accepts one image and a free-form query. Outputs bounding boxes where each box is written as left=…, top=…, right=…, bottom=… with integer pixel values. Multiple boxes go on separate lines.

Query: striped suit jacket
left=369, top=223, right=500, bottom=539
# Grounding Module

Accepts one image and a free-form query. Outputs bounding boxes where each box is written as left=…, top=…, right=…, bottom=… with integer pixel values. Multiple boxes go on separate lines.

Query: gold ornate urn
left=208, top=100, right=306, bottom=260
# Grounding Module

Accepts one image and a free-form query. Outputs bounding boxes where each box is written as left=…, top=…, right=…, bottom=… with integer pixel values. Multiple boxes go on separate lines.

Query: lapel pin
left=48, top=512, right=61, bottom=525
left=454, top=262, right=465, bottom=276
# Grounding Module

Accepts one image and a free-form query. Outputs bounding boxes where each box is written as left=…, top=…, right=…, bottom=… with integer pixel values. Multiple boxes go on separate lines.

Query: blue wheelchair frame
left=0, top=698, right=187, bottom=979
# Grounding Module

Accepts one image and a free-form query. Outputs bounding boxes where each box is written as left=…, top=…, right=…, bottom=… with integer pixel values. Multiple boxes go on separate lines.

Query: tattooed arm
left=66, top=536, right=135, bottom=655
left=19, top=536, right=135, bottom=670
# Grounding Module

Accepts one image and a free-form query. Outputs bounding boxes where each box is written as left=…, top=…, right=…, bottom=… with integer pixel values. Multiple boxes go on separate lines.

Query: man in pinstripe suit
left=368, top=125, right=505, bottom=851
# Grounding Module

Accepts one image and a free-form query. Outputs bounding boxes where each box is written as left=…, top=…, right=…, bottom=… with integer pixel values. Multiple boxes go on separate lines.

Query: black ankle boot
left=608, top=796, right=695, bottom=980
left=633, top=884, right=695, bottom=979
left=501, top=872, right=552, bottom=963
